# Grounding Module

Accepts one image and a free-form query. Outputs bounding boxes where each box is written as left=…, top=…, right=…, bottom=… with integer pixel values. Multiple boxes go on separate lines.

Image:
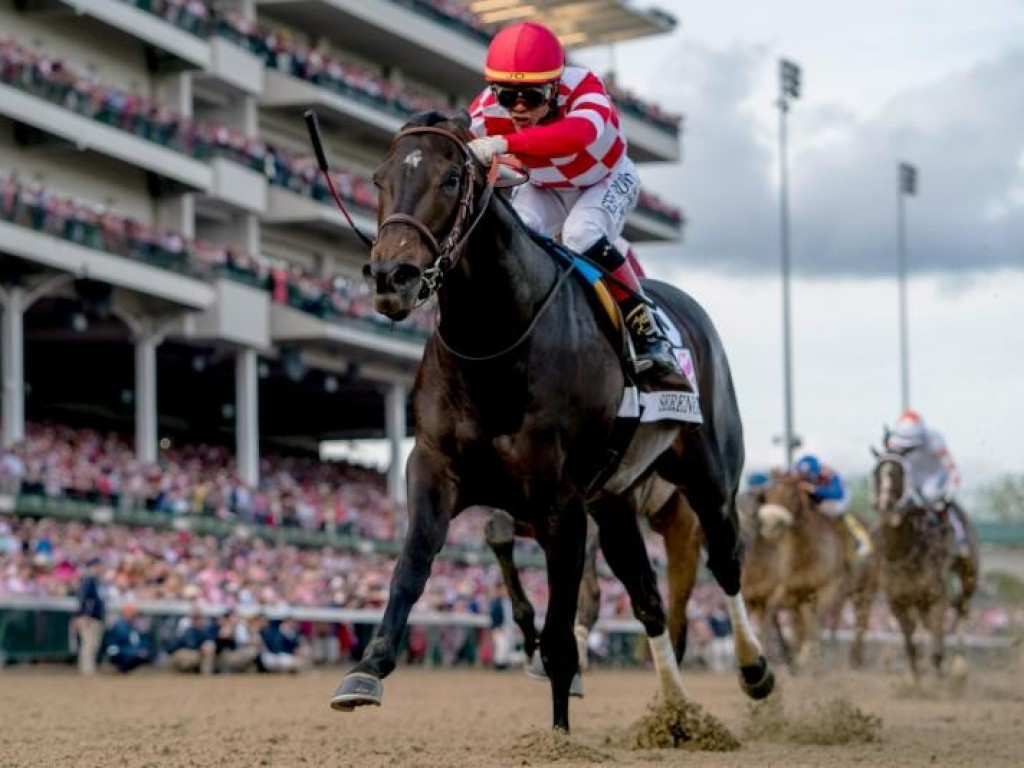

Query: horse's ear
left=870, top=446, right=880, bottom=459
left=448, top=110, right=472, bottom=140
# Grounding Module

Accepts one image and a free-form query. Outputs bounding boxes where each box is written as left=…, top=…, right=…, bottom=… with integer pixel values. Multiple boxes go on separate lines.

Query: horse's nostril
left=362, top=263, right=373, bottom=279
left=392, top=264, right=422, bottom=288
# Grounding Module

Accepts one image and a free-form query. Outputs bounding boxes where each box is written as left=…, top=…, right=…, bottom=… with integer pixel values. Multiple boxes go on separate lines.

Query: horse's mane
left=401, top=110, right=472, bottom=141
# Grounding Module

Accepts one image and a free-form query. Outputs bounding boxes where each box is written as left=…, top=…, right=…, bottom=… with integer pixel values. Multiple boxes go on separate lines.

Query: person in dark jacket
left=168, top=608, right=217, bottom=674
left=105, top=603, right=150, bottom=673
left=74, top=556, right=106, bottom=675
left=259, top=615, right=308, bottom=672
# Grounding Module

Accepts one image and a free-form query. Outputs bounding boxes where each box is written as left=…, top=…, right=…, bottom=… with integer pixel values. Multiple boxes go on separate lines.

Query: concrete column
left=134, top=333, right=159, bottom=463
left=156, top=194, right=195, bottom=239
left=385, top=382, right=407, bottom=502
left=235, top=347, right=259, bottom=486
left=1, top=287, right=25, bottom=447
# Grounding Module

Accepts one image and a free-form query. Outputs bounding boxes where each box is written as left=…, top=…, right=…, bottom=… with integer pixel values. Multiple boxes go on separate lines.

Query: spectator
left=215, top=609, right=261, bottom=672
left=73, top=555, right=105, bottom=675
left=259, top=614, right=308, bottom=672
left=167, top=608, right=217, bottom=674
left=705, top=599, right=734, bottom=674
left=105, top=602, right=151, bottom=673
left=489, top=583, right=514, bottom=671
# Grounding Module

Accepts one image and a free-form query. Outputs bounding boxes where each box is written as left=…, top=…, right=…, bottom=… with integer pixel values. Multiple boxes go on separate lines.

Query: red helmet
left=485, top=22, right=564, bottom=84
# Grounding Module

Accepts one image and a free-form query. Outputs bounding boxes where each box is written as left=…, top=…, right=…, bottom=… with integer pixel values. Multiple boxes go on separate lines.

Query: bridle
left=373, top=125, right=575, bottom=362
left=376, top=125, right=499, bottom=305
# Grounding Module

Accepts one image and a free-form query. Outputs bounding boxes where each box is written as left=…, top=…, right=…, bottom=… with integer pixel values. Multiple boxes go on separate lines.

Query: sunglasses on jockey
left=490, top=82, right=556, bottom=110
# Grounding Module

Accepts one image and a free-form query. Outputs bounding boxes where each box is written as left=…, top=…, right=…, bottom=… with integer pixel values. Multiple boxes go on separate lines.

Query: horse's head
left=757, top=471, right=810, bottom=540
left=871, top=447, right=910, bottom=527
left=366, top=111, right=479, bottom=320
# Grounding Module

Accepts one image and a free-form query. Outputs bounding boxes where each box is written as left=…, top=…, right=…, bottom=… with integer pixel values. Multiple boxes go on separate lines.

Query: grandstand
left=0, top=0, right=690, bottom=664
left=0, top=0, right=683, bottom=500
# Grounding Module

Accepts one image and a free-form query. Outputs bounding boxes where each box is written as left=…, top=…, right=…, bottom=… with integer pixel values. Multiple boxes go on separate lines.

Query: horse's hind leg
left=591, top=494, right=684, bottom=698
left=575, top=516, right=602, bottom=672
left=676, top=465, right=774, bottom=700
left=484, top=510, right=540, bottom=661
left=648, top=490, right=701, bottom=664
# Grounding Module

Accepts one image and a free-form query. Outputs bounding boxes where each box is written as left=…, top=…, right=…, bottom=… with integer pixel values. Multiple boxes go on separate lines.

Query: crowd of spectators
left=0, top=170, right=435, bottom=336
left=1, top=421, right=1021, bottom=675
left=1, top=29, right=682, bottom=240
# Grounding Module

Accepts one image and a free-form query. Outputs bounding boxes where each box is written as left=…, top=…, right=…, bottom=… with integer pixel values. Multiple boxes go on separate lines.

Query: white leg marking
left=727, top=593, right=764, bottom=667
left=648, top=631, right=686, bottom=697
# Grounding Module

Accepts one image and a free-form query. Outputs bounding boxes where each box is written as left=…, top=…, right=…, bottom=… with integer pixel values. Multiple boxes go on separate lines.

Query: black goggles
left=491, top=84, right=552, bottom=109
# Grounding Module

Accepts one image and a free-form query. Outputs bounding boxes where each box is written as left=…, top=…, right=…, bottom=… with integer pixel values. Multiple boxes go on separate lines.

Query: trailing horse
left=326, top=111, right=773, bottom=731
left=871, top=450, right=979, bottom=683
left=748, top=473, right=848, bottom=671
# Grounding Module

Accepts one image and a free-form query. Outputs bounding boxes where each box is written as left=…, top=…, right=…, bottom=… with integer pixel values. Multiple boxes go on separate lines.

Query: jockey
left=884, top=410, right=968, bottom=556
left=793, top=454, right=871, bottom=559
left=466, top=21, right=680, bottom=382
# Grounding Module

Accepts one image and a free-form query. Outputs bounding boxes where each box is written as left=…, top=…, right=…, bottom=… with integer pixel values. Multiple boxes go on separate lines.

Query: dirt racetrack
left=0, top=665, right=1021, bottom=767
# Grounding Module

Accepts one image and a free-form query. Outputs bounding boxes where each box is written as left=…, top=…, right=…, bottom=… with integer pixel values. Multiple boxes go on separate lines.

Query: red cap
left=485, top=22, right=564, bottom=84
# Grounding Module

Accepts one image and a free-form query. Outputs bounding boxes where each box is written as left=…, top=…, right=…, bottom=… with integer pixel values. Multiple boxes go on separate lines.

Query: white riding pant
left=512, top=156, right=640, bottom=253
left=819, top=497, right=850, bottom=518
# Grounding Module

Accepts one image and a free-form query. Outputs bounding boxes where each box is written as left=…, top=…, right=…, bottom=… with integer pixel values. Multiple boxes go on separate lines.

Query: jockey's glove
left=468, top=136, right=508, bottom=165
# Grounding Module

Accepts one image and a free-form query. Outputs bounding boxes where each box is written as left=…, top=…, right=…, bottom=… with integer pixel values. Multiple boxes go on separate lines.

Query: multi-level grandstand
left=0, top=0, right=689, bottom=663
left=0, top=0, right=683, bottom=498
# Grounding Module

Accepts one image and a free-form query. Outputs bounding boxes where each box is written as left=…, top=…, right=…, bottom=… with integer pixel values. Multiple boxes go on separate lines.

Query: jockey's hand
left=468, top=136, right=508, bottom=165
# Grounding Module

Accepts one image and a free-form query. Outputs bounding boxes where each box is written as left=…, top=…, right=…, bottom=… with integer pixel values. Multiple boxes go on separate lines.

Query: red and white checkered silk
left=468, top=66, right=628, bottom=190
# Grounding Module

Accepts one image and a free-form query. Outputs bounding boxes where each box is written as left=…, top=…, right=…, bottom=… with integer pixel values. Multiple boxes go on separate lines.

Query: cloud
left=637, top=45, right=1024, bottom=277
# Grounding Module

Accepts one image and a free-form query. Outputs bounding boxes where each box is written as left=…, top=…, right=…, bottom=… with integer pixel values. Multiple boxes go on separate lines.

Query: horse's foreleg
left=649, top=491, right=701, bottom=664
left=539, top=498, right=587, bottom=732
left=484, top=510, right=540, bottom=660
left=592, top=494, right=684, bottom=698
left=330, top=450, right=452, bottom=711
left=927, top=600, right=947, bottom=676
left=895, top=608, right=920, bottom=684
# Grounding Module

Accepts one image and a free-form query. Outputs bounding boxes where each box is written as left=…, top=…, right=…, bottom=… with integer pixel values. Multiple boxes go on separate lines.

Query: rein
left=383, top=125, right=573, bottom=362
left=306, top=113, right=573, bottom=362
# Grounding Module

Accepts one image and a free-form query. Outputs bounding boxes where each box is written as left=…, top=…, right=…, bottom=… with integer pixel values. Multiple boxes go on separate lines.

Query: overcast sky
left=572, top=1, right=1024, bottom=486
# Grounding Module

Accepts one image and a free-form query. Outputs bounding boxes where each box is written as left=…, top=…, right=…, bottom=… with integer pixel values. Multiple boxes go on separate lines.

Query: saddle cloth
left=537, top=234, right=704, bottom=428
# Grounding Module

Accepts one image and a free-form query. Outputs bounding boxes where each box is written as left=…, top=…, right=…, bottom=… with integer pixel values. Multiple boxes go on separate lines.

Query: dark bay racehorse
left=872, top=451, right=979, bottom=683
left=329, top=111, right=773, bottom=731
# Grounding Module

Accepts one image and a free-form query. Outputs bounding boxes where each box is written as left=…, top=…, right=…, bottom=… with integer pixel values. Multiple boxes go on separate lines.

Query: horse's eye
left=441, top=170, right=460, bottom=191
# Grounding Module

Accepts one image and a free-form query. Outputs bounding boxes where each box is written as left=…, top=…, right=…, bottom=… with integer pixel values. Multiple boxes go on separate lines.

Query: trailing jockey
left=884, top=410, right=970, bottom=559
left=466, top=21, right=682, bottom=383
left=793, top=454, right=872, bottom=563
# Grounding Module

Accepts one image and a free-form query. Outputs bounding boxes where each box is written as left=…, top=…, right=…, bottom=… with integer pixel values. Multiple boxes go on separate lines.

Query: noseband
left=376, top=126, right=494, bottom=304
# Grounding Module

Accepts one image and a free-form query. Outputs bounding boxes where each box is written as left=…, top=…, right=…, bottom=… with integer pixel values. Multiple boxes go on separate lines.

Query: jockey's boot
left=944, top=503, right=971, bottom=560
left=581, top=237, right=682, bottom=384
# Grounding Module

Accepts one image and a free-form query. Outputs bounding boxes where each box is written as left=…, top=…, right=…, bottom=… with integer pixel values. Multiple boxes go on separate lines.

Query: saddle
left=530, top=234, right=703, bottom=494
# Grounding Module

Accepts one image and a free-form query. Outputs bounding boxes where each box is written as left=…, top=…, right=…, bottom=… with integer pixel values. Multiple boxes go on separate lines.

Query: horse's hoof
left=739, top=657, right=775, bottom=700
left=569, top=672, right=584, bottom=698
left=329, top=672, right=383, bottom=712
left=525, top=652, right=547, bottom=681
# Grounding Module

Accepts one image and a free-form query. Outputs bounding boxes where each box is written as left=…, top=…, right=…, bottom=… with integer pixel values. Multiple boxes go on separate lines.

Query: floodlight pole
left=778, top=59, right=801, bottom=468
